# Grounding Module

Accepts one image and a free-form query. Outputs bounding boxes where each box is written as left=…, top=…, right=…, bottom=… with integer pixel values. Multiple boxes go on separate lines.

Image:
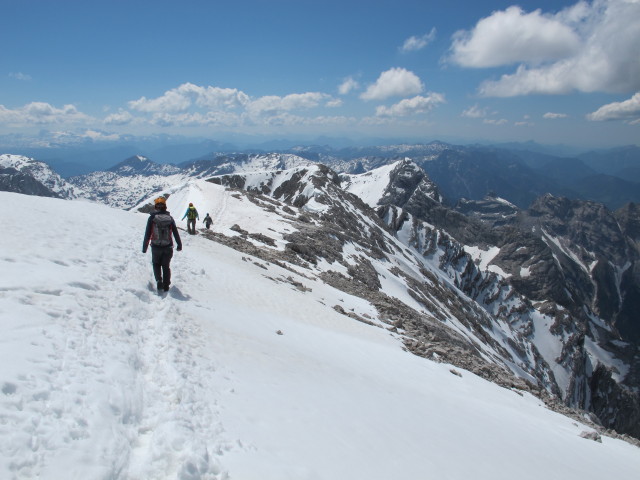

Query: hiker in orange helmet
left=143, top=197, right=182, bottom=292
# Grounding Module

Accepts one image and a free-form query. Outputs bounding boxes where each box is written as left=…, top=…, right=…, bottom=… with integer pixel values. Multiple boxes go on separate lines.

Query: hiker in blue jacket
left=143, top=197, right=182, bottom=292
left=182, top=202, right=199, bottom=235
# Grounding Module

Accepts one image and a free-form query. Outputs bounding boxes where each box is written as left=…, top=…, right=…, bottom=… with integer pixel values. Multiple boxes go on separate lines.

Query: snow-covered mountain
left=341, top=159, right=640, bottom=438
left=69, top=168, right=189, bottom=210
left=2, top=189, right=640, bottom=480
left=180, top=152, right=316, bottom=177
left=108, top=155, right=183, bottom=176
left=65, top=153, right=316, bottom=210
left=0, top=154, right=83, bottom=199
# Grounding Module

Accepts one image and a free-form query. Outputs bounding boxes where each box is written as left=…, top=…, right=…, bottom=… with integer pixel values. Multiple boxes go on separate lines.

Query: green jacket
left=182, top=206, right=199, bottom=220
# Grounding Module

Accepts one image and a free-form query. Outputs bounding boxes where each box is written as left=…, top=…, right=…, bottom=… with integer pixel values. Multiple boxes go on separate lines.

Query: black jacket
left=142, top=210, right=183, bottom=253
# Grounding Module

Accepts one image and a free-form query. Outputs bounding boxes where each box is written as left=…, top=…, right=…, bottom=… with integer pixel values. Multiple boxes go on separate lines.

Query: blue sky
left=2, top=0, right=639, bottom=148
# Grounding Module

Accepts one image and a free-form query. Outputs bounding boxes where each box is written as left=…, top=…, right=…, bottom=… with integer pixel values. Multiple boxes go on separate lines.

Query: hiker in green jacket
left=182, top=202, right=199, bottom=234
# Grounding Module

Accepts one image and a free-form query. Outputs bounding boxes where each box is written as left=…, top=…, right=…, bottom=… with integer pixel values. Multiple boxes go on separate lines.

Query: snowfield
left=1, top=190, right=639, bottom=480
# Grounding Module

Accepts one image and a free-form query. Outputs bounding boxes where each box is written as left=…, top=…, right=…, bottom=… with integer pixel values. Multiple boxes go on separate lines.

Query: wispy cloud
left=338, top=77, right=359, bottom=95
left=360, top=68, right=424, bottom=101
left=104, top=109, right=134, bottom=126
left=461, top=104, right=487, bottom=118
left=483, top=118, right=508, bottom=126
left=543, top=112, right=568, bottom=119
left=449, top=0, right=640, bottom=97
left=9, top=72, right=32, bottom=81
left=587, top=92, right=640, bottom=123
left=400, top=28, right=436, bottom=53
left=246, top=92, right=330, bottom=117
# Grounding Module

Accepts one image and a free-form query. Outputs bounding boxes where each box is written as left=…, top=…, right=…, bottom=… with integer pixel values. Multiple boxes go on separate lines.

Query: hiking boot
left=157, top=281, right=163, bottom=291
left=163, top=282, right=171, bottom=292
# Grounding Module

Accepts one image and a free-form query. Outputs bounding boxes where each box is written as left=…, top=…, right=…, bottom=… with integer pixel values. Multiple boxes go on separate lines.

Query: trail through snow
left=0, top=194, right=228, bottom=478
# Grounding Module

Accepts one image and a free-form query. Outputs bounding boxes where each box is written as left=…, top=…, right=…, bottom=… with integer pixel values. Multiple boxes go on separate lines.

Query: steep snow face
left=341, top=161, right=401, bottom=207
left=1, top=190, right=640, bottom=480
left=0, top=153, right=83, bottom=198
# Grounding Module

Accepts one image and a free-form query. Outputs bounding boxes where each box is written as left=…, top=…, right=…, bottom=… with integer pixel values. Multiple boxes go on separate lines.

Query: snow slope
left=1, top=190, right=639, bottom=480
left=341, top=161, right=400, bottom=207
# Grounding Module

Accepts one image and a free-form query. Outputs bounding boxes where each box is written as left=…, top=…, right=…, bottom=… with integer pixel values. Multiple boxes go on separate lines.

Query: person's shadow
left=168, top=286, right=191, bottom=301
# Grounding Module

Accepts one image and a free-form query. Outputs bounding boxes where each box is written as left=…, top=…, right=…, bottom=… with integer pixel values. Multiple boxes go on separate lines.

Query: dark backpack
left=151, top=213, right=173, bottom=247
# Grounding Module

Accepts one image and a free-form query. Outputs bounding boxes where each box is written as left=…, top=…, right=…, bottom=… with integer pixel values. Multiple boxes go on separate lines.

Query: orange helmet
left=154, top=197, right=166, bottom=205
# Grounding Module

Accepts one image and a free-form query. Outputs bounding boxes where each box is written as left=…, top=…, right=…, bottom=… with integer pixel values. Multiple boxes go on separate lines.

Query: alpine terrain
left=0, top=150, right=639, bottom=479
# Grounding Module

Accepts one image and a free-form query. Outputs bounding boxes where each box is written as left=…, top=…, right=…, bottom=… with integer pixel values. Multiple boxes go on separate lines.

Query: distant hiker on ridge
left=182, top=202, right=199, bottom=235
left=142, top=197, right=182, bottom=292
left=203, top=213, right=213, bottom=229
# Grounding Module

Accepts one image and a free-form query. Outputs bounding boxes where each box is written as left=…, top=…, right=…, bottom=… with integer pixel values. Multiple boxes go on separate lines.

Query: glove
left=177, top=245, right=182, bottom=251
left=142, top=247, right=147, bottom=253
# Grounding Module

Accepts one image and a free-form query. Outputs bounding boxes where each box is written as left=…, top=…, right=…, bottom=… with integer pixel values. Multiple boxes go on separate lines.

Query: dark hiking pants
left=151, top=245, right=173, bottom=287
left=187, top=218, right=196, bottom=234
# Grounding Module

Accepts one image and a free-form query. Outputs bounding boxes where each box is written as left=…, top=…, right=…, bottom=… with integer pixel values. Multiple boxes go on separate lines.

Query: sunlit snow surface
left=1, top=190, right=639, bottom=479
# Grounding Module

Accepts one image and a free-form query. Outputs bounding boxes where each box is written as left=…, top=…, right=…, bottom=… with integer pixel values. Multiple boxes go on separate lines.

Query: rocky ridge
left=361, top=160, right=640, bottom=439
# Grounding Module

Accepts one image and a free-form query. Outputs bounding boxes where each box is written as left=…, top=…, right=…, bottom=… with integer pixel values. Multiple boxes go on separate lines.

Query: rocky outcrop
left=0, top=154, right=81, bottom=199
left=455, top=193, right=519, bottom=228
left=0, top=166, right=61, bottom=198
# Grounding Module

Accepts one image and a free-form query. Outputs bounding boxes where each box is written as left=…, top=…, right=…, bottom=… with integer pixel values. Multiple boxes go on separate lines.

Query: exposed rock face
left=455, top=194, right=519, bottom=228
left=0, top=166, right=61, bottom=198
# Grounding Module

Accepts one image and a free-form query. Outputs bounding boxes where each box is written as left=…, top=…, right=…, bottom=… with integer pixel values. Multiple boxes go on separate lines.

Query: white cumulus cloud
left=375, top=93, right=445, bottom=117
left=128, top=83, right=249, bottom=113
left=400, top=28, right=437, bottom=53
left=361, top=68, right=424, bottom=101
left=0, top=102, right=92, bottom=125
left=449, top=6, right=581, bottom=68
left=450, top=0, right=640, bottom=97
left=124, top=83, right=341, bottom=128
left=587, top=92, right=640, bottom=122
